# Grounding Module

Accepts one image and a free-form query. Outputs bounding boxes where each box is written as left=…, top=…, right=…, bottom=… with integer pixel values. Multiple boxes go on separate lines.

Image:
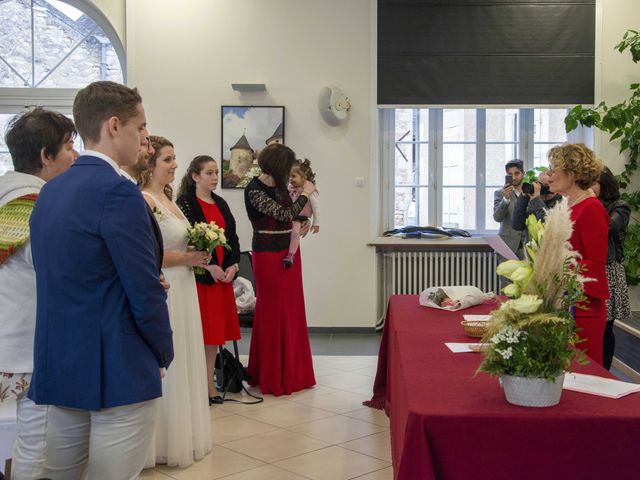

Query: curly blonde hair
left=547, top=143, right=603, bottom=189
left=139, top=135, right=174, bottom=201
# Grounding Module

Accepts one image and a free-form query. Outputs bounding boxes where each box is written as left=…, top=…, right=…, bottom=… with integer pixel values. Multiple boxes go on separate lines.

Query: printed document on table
left=445, top=342, right=487, bottom=353
left=563, top=373, right=640, bottom=399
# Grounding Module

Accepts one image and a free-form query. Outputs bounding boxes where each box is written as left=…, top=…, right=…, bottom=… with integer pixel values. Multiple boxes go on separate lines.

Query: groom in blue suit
left=29, top=81, right=173, bottom=480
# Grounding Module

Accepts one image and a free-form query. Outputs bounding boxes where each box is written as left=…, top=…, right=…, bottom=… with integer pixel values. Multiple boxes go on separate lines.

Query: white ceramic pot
left=500, top=373, right=565, bottom=407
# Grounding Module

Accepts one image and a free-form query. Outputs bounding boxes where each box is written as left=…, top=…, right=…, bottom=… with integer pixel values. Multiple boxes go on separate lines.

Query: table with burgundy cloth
left=366, top=295, right=640, bottom=480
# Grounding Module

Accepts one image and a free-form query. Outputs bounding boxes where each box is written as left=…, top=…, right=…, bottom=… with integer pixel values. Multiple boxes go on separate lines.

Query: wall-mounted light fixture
left=231, top=83, right=267, bottom=92
left=319, top=85, right=351, bottom=125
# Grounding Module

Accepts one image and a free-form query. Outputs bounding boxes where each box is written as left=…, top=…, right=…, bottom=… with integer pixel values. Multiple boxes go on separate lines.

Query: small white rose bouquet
left=479, top=200, right=588, bottom=381
left=186, top=221, right=230, bottom=275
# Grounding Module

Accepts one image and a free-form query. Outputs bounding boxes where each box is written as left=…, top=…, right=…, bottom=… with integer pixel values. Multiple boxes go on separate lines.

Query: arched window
left=0, top=0, right=125, bottom=173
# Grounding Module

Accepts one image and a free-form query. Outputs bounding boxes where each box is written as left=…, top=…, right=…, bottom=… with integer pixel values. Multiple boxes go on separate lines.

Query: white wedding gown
left=143, top=192, right=212, bottom=468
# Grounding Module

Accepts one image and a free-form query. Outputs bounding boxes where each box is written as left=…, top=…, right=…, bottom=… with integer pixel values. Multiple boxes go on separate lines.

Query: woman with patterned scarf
left=0, top=108, right=76, bottom=479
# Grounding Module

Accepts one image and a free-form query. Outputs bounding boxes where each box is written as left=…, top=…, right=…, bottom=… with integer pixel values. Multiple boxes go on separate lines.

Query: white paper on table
left=445, top=342, right=486, bottom=353
left=563, top=373, right=640, bottom=399
left=462, top=314, right=492, bottom=322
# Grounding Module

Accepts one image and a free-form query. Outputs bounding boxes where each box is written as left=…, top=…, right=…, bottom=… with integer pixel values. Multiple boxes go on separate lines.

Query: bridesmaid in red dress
left=177, top=156, right=241, bottom=403
left=547, top=143, right=609, bottom=365
left=244, top=143, right=316, bottom=396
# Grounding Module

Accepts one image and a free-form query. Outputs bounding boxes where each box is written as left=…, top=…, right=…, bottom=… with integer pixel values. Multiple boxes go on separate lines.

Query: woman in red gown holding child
left=244, top=144, right=316, bottom=395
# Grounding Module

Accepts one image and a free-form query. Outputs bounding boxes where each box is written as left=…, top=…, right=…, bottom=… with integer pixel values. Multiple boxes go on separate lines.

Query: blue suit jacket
left=28, top=155, right=174, bottom=410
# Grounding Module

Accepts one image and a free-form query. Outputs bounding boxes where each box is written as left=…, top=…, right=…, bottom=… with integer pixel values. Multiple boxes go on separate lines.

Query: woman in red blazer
left=547, top=143, right=608, bottom=365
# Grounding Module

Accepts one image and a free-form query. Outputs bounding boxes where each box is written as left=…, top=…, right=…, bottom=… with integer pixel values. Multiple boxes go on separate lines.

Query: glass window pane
left=394, top=186, right=416, bottom=228
left=486, top=109, right=519, bottom=142
left=534, top=109, right=568, bottom=143
left=0, top=114, right=15, bottom=174
left=443, top=143, right=476, bottom=186
left=486, top=143, right=518, bottom=186
left=395, top=143, right=416, bottom=185
left=485, top=188, right=500, bottom=230
left=417, top=187, right=429, bottom=225
left=395, top=109, right=413, bottom=141
left=443, top=109, right=476, bottom=142
left=533, top=143, right=558, bottom=168
left=395, top=109, right=429, bottom=142
left=442, top=187, right=476, bottom=229
left=0, top=0, right=123, bottom=88
left=0, top=0, right=32, bottom=87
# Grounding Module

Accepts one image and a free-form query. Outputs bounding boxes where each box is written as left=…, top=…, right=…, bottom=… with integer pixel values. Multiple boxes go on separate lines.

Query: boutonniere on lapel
left=152, top=206, right=165, bottom=222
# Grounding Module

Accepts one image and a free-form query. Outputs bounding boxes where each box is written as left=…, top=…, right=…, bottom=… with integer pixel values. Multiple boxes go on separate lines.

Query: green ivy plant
left=565, top=29, right=640, bottom=285
left=522, top=166, right=548, bottom=185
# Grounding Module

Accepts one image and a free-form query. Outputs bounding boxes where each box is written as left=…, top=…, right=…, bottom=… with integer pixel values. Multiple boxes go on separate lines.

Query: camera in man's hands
left=522, top=182, right=551, bottom=196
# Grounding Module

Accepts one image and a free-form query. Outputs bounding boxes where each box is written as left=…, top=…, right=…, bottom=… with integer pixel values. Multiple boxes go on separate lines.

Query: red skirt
left=196, top=280, right=240, bottom=346
left=248, top=249, right=315, bottom=396
left=574, top=296, right=606, bottom=366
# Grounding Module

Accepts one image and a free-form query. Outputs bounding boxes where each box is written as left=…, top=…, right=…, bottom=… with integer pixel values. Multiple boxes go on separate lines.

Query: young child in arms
left=284, top=159, right=320, bottom=267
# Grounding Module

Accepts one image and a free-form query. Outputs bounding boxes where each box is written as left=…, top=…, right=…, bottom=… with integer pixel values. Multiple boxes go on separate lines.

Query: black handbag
left=214, top=344, right=263, bottom=404
left=215, top=347, right=249, bottom=393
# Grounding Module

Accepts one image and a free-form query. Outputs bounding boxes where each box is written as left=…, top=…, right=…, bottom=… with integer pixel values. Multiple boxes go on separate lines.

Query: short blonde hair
left=547, top=143, right=603, bottom=189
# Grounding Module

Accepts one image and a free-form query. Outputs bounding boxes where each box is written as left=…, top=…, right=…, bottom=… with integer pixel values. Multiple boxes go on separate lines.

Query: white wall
left=88, top=0, right=638, bottom=327
left=123, top=0, right=377, bottom=328
left=596, top=0, right=640, bottom=191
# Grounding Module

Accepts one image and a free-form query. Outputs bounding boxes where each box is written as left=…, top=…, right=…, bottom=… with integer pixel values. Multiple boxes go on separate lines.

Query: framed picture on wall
left=221, top=105, right=285, bottom=189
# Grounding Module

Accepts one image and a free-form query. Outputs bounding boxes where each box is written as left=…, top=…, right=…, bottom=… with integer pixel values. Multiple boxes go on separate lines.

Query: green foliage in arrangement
left=478, top=310, right=585, bottom=381
left=564, top=29, right=640, bottom=285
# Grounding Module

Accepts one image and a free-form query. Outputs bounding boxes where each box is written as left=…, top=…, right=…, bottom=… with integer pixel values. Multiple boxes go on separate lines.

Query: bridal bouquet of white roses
left=186, top=221, right=229, bottom=274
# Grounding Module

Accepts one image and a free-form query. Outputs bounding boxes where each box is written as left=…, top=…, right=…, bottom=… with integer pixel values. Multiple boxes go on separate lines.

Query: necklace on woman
left=569, top=190, right=590, bottom=206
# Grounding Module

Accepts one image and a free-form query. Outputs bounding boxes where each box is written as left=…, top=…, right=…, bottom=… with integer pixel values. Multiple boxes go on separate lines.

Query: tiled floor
left=141, top=355, right=392, bottom=480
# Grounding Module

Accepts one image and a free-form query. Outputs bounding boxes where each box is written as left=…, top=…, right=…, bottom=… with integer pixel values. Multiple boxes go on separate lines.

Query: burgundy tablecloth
left=365, top=295, right=640, bottom=480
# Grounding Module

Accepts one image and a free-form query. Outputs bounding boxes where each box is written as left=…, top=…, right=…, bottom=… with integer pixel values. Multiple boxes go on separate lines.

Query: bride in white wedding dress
left=140, top=136, right=212, bottom=468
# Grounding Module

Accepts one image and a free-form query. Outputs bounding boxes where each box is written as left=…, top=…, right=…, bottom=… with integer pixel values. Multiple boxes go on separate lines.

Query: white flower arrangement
left=479, top=200, right=588, bottom=380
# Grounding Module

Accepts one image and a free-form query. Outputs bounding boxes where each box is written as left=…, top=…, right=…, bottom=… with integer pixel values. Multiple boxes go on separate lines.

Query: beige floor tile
left=223, top=428, right=330, bottom=462
left=237, top=401, right=336, bottom=427
left=293, top=390, right=369, bottom=414
left=288, top=415, right=387, bottom=444
left=351, top=366, right=378, bottom=378
left=140, top=469, right=175, bottom=479
left=341, top=382, right=377, bottom=397
left=351, top=466, right=394, bottom=480
left=215, top=390, right=292, bottom=413
left=287, top=384, right=339, bottom=401
left=216, top=464, right=311, bottom=480
left=210, top=415, right=279, bottom=444
left=312, top=364, right=345, bottom=377
left=274, top=446, right=389, bottom=480
left=343, top=407, right=390, bottom=428
left=208, top=405, right=236, bottom=420
left=315, top=372, right=374, bottom=391
left=319, top=356, right=378, bottom=371
left=340, top=431, right=392, bottom=462
left=157, top=446, right=264, bottom=480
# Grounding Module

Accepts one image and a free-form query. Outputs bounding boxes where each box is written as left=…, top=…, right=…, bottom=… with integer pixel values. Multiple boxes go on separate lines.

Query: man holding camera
left=512, top=170, right=562, bottom=234
left=493, top=159, right=526, bottom=263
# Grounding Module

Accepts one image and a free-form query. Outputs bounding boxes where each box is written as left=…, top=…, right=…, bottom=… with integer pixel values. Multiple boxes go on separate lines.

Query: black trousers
left=602, top=320, right=615, bottom=370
